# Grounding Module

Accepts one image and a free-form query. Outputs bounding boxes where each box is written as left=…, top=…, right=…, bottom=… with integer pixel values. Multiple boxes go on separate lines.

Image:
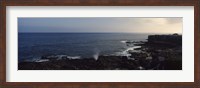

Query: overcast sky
left=18, top=17, right=182, bottom=33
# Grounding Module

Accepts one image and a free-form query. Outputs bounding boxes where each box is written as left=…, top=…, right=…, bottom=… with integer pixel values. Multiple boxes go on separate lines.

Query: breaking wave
left=120, top=40, right=127, bottom=43
left=115, top=46, right=141, bottom=57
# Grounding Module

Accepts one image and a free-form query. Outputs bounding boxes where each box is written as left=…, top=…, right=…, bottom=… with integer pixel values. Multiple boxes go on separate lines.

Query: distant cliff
left=147, top=33, right=182, bottom=46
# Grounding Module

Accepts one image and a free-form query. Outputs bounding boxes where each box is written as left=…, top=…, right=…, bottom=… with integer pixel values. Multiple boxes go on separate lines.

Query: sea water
left=18, top=33, right=149, bottom=62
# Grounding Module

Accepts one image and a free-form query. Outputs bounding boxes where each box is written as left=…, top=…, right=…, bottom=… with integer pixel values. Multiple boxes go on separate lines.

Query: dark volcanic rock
left=18, top=56, right=138, bottom=70
left=97, top=56, right=137, bottom=70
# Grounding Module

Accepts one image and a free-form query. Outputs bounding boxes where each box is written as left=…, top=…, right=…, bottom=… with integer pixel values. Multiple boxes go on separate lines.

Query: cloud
left=165, top=18, right=182, bottom=24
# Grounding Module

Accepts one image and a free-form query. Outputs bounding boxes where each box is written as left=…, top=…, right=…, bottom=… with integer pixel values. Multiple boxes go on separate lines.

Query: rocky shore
left=18, top=34, right=182, bottom=70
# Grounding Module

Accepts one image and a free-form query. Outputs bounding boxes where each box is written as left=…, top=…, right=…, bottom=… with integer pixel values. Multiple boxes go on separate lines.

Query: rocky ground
left=18, top=34, right=182, bottom=70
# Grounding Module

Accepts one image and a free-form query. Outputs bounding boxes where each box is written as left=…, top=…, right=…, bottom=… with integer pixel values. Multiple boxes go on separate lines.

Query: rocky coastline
left=18, top=34, right=182, bottom=70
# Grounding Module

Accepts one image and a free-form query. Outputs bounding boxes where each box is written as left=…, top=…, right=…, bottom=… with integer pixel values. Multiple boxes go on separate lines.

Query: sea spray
left=93, top=53, right=99, bottom=60
left=93, top=48, right=100, bottom=60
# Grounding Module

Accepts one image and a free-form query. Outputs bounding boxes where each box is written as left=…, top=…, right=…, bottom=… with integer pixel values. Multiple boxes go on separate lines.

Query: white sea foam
left=120, top=40, right=127, bottom=43
left=24, top=57, right=41, bottom=62
left=46, top=55, right=80, bottom=60
left=56, top=55, right=68, bottom=60
left=29, top=55, right=81, bottom=62
left=67, top=56, right=81, bottom=59
left=114, top=46, right=142, bottom=59
left=123, top=46, right=141, bottom=54
left=35, top=59, right=49, bottom=62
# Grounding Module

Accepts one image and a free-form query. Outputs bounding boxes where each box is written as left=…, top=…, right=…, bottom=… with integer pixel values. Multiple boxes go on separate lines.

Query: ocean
left=18, top=33, right=150, bottom=62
